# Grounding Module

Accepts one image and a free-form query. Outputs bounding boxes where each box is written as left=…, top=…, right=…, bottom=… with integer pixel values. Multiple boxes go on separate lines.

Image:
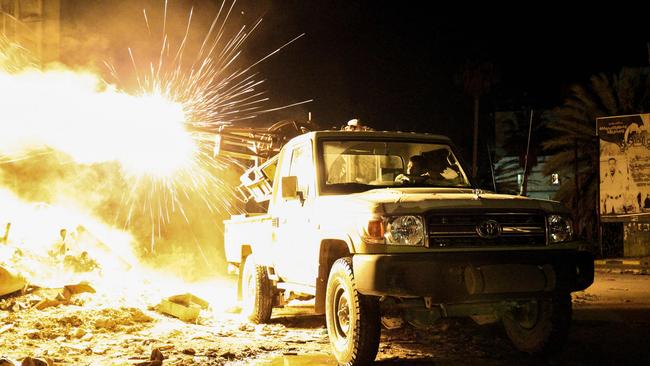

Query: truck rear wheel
left=241, top=254, right=273, bottom=323
left=502, top=293, right=572, bottom=355
left=325, top=257, right=380, bottom=366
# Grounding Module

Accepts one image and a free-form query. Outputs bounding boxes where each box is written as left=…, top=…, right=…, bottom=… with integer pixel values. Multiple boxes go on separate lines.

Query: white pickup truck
left=223, top=129, right=593, bottom=366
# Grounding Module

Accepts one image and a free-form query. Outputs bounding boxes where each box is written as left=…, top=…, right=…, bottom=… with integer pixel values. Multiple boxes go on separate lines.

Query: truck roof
left=290, top=130, right=453, bottom=145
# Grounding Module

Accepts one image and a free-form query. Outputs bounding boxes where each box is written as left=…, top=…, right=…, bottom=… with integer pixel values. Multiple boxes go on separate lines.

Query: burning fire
left=0, top=68, right=196, bottom=178
left=0, top=186, right=236, bottom=313
left=0, top=0, right=308, bottom=333
left=0, top=188, right=135, bottom=286
left=0, top=56, right=236, bottom=314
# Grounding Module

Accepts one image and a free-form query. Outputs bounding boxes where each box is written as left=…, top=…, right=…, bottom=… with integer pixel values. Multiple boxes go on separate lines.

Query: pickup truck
left=223, top=129, right=594, bottom=366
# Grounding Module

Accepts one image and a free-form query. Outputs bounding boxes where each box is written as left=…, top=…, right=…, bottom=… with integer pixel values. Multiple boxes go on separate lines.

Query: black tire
left=325, top=257, right=380, bottom=366
left=502, top=293, right=572, bottom=355
left=241, top=254, right=273, bottom=323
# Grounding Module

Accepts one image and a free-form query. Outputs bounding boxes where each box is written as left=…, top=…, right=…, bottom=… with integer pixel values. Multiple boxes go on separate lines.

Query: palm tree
left=542, top=67, right=650, bottom=240
left=496, top=110, right=549, bottom=196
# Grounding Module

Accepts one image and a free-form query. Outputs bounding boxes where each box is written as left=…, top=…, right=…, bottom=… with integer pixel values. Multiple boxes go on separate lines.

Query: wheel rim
left=513, top=300, right=540, bottom=329
left=333, top=284, right=351, bottom=340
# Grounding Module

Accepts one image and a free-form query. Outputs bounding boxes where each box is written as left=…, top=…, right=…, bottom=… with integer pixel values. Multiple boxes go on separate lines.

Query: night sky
left=60, top=1, right=650, bottom=162
left=242, top=3, right=650, bottom=159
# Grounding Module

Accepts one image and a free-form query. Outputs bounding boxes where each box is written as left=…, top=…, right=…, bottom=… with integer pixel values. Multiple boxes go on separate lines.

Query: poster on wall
left=597, top=114, right=650, bottom=221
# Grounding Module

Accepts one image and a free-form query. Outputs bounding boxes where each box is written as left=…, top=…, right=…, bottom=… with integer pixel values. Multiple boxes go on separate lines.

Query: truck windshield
left=321, top=140, right=471, bottom=193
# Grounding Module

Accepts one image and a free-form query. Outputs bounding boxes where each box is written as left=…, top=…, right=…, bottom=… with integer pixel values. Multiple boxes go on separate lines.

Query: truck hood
left=342, top=187, right=567, bottom=215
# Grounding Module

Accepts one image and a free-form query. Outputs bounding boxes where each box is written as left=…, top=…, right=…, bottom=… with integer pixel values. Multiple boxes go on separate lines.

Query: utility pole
left=472, top=96, right=479, bottom=178
left=486, top=143, right=497, bottom=192
left=574, top=138, right=580, bottom=233
left=520, top=109, right=534, bottom=196
left=463, top=61, right=496, bottom=180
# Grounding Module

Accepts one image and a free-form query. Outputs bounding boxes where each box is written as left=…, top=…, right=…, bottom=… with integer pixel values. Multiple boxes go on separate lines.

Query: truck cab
left=223, top=129, right=594, bottom=366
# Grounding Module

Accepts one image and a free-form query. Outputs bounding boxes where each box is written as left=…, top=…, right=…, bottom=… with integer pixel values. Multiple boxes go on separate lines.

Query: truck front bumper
left=353, top=250, right=594, bottom=302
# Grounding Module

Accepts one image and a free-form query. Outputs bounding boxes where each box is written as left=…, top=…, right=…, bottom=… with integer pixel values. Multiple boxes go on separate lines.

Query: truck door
left=272, top=141, right=318, bottom=285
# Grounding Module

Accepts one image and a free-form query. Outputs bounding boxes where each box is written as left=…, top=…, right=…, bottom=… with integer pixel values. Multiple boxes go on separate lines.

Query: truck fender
left=314, top=238, right=353, bottom=314
left=237, top=245, right=253, bottom=301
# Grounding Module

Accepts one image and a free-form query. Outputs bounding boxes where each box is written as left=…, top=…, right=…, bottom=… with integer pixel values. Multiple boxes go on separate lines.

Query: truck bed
left=224, top=213, right=273, bottom=265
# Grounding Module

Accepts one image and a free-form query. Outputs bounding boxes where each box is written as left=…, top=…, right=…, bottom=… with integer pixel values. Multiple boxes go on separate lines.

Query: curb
left=594, top=259, right=642, bottom=266
left=594, top=258, right=650, bottom=271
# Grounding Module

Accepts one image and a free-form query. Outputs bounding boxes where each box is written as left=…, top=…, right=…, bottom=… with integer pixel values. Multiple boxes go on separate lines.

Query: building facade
left=1, top=0, right=60, bottom=63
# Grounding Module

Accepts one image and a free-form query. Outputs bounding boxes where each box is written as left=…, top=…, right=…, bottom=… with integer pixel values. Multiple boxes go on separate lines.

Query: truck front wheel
left=502, top=293, right=572, bottom=355
left=326, top=257, right=380, bottom=366
left=241, top=254, right=273, bottom=323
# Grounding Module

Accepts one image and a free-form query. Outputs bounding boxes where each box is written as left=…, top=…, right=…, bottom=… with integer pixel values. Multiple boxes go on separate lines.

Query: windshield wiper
left=328, top=182, right=373, bottom=189
left=396, top=181, right=469, bottom=188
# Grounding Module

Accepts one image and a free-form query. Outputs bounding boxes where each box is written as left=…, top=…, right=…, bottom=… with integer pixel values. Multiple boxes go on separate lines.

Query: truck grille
left=427, top=212, right=547, bottom=248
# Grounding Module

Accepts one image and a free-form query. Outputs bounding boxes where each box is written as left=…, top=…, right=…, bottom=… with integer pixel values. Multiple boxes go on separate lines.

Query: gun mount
left=214, top=120, right=318, bottom=203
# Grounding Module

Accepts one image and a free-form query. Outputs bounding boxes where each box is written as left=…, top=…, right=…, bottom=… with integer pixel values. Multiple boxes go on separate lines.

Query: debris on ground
left=0, top=323, right=13, bottom=334
left=157, top=293, right=209, bottom=323
left=135, top=348, right=165, bottom=366
left=572, top=291, right=599, bottom=304
left=0, top=265, right=26, bottom=296
left=181, top=348, right=196, bottom=355
left=63, top=252, right=100, bottom=273
left=33, top=282, right=95, bottom=310
left=1, top=271, right=650, bottom=364
left=19, top=357, right=52, bottom=366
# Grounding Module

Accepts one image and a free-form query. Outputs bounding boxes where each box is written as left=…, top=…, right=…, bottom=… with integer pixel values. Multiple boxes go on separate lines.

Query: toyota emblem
left=476, top=219, right=501, bottom=239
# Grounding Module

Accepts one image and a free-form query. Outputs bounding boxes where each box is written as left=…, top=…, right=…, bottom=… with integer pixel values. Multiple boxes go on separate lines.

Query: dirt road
left=1, top=270, right=649, bottom=365
left=254, top=270, right=650, bottom=366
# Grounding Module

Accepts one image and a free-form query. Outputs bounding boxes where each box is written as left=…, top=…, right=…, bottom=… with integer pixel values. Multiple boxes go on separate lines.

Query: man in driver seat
left=395, top=155, right=434, bottom=184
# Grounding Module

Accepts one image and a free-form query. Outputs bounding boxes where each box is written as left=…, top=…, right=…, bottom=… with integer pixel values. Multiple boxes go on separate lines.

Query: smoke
left=0, top=0, right=307, bottom=283
left=0, top=74, right=240, bottom=281
left=57, top=0, right=258, bottom=89
left=0, top=0, right=256, bottom=281
left=0, top=121, right=240, bottom=281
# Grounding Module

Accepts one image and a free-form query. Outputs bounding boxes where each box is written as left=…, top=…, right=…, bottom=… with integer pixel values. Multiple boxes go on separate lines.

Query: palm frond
left=542, top=66, right=650, bottom=240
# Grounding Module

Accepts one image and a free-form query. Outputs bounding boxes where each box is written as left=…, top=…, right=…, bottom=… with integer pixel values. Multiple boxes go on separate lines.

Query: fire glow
left=0, top=0, right=308, bottom=334
left=0, top=52, right=237, bottom=316
left=0, top=68, right=196, bottom=178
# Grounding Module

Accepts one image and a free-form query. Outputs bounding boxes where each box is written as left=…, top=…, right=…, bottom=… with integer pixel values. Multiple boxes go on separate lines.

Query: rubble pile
left=0, top=213, right=306, bottom=365
left=0, top=287, right=333, bottom=365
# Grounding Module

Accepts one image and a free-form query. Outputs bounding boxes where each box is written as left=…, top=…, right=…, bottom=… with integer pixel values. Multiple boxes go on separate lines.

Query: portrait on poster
left=597, top=114, right=650, bottom=218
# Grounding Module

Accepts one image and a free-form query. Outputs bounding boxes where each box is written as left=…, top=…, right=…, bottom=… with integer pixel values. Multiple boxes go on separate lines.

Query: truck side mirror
left=281, top=176, right=299, bottom=200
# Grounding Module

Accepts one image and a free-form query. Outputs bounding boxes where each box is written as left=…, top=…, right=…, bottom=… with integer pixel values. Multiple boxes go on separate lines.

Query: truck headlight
left=547, top=214, right=573, bottom=244
left=385, top=216, right=425, bottom=246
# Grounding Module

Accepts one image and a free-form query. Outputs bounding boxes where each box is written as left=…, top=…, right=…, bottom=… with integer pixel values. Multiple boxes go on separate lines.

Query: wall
left=1, top=0, right=60, bottom=63
left=624, top=222, right=650, bottom=257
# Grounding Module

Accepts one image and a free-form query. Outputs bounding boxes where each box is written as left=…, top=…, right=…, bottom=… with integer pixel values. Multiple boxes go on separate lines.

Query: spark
left=109, top=0, right=312, bottom=249
left=143, top=9, right=152, bottom=36
left=0, top=0, right=313, bottom=309
left=0, top=36, right=37, bottom=72
left=1, top=0, right=310, bottom=262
